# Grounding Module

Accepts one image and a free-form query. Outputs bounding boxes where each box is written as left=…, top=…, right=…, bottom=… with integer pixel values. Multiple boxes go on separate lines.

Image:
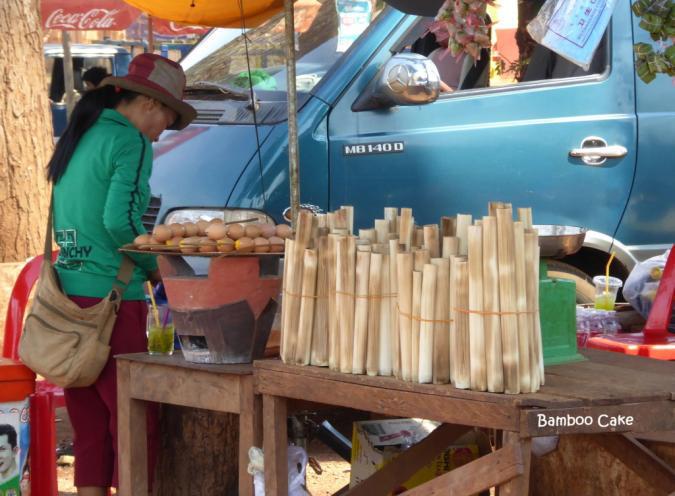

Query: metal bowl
left=534, top=225, right=587, bottom=259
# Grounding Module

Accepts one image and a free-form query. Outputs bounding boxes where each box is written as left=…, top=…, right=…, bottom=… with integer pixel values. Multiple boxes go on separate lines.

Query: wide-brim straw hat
left=101, top=53, right=196, bottom=130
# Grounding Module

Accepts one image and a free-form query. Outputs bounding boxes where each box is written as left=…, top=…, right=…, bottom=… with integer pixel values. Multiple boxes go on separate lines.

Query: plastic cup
left=592, top=275, right=623, bottom=311
left=147, top=304, right=175, bottom=355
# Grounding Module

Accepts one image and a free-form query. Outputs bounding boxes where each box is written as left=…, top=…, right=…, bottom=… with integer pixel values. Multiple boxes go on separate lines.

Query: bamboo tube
left=496, top=207, right=520, bottom=394
left=441, top=216, right=456, bottom=237
left=356, top=241, right=372, bottom=252
left=418, top=264, right=437, bottom=383
left=399, top=208, right=413, bottom=250
left=337, top=236, right=356, bottom=373
left=518, top=208, right=533, bottom=230
left=453, top=258, right=471, bottom=389
left=359, top=228, right=377, bottom=243
left=317, top=213, right=328, bottom=230
left=442, top=236, right=460, bottom=259
left=413, top=249, right=430, bottom=271
left=327, top=234, right=341, bottom=370
left=448, top=256, right=457, bottom=384
left=310, top=236, right=329, bottom=366
left=334, top=208, right=349, bottom=232
left=342, top=205, right=354, bottom=234
left=375, top=219, right=390, bottom=244
left=423, top=224, right=440, bottom=258
left=280, top=238, right=294, bottom=363
left=534, top=242, right=544, bottom=385
left=482, top=216, right=504, bottom=392
left=411, top=270, right=422, bottom=382
left=524, top=230, right=540, bottom=391
left=414, top=227, right=425, bottom=249
left=366, top=253, right=382, bottom=376
left=488, top=201, right=505, bottom=218
left=378, top=253, right=392, bottom=376
left=352, top=250, right=371, bottom=374
left=514, top=221, right=532, bottom=393
left=384, top=207, right=398, bottom=234
left=397, top=252, right=413, bottom=381
left=431, top=258, right=450, bottom=384
left=456, top=214, right=472, bottom=256
left=389, top=239, right=401, bottom=379
left=295, top=249, right=318, bottom=365
left=327, top=212, right=336, bottom=233
left=468, top=225, right=487, bottom=391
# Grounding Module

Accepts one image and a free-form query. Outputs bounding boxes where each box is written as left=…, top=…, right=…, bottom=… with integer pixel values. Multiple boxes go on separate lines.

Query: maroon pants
left=64, top=296, right=158, bottom=488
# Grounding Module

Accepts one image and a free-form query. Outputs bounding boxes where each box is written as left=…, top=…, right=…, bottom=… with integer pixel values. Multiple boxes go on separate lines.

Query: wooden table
left=255, top=349, right=675, bottom=495
left=116, top=353, right=262, bottom=495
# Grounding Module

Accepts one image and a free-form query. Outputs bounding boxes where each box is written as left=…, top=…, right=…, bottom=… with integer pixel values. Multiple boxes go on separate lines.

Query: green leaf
left=634, top=42, right=654, bottom=55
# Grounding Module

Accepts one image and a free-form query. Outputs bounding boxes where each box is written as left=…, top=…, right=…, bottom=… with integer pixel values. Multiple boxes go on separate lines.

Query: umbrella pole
left=284, top=0, right=301, bottom=228
left=62, top=30, right=75, bottom=120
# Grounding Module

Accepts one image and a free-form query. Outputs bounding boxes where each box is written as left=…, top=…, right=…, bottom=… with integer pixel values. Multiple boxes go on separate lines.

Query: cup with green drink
left=147, top=303, right=175, bottom=355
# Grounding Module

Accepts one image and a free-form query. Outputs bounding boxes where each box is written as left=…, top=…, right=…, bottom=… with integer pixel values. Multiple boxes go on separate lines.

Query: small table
left=116, top=353, right=262, bottom=495
left=256, top=349, right=675, bottom=495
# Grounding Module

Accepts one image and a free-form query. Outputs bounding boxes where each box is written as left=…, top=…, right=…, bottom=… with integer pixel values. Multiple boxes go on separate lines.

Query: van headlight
left=164, top=208, right=275, bottom=225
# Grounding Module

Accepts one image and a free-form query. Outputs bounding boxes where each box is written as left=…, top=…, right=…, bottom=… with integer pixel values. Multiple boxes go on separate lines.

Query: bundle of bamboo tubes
left=280, top=203, right=544, bottom=394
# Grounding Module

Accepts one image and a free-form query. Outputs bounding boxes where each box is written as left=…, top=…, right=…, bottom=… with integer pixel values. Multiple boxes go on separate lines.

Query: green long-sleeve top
left=54, top=109, right=157, bottom=301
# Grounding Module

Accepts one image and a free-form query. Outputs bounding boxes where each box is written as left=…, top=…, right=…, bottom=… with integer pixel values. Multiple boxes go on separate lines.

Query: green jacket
left=54, top=109, right=158, bottom=301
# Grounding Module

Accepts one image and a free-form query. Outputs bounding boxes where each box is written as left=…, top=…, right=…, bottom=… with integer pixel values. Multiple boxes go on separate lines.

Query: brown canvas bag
left=19, top=197, right=136, bottom=388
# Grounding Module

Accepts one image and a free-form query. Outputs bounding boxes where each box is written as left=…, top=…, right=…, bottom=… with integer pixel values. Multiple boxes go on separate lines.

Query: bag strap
left=44, top=191, right=55, bottom=260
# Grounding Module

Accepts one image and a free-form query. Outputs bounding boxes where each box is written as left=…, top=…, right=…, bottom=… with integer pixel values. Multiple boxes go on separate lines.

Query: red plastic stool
left=588, top=245, right=675, bottom=359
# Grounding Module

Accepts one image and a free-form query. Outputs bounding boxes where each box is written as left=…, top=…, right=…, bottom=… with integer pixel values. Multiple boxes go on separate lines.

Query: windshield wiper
left=184, top=81, right=250, bottom=101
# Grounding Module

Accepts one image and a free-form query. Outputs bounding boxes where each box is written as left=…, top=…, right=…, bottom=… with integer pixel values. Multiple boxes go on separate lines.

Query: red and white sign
left=42, top=0, right=141, bottom=31
left=152, top=19, right=209, bottom=37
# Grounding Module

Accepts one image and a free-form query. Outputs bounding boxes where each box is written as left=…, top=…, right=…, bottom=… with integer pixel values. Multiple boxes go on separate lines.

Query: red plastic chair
left=2, top=251, right=60, bottom=496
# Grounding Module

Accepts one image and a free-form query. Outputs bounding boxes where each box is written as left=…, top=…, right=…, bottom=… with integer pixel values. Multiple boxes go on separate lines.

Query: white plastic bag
left=527, top=0, right=618, bottom=70
left=624, top=249, right=674, bottom=330
left=248, top=445, right=310, bottom=496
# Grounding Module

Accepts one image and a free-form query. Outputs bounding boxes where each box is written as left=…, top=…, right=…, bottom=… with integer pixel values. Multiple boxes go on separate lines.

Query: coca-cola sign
left=152, top=19, right=209, bottom=37
left=42, top=0, right=141, bottom=31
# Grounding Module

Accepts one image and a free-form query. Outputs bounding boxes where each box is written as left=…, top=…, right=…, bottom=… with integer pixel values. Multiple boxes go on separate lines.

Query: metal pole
left=62, top=30, right=75, bottom=120
left=284, top=0, right=300, bottom=228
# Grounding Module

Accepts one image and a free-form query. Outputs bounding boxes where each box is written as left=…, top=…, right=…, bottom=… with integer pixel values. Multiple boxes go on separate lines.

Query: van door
left=328, top=0, right=637, bottom=237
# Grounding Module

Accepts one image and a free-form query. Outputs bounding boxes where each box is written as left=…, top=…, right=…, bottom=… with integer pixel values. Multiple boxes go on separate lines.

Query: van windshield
left=184, top=0, right=382, bottom=97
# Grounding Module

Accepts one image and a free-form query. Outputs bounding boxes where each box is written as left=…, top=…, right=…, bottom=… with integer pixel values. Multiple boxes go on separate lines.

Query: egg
left=196, top=219, right=210, bottom=236
left=206, top=223, right=228, bottom=240
left=199, top=238, right=217, bottom=253
left=259, top=223, right=276, bottom=239
left=166, top=236, right=183, bottom=247
left=217, top=238, right=235, bottom=253
left=245, top=224, right=261, bottom=239
left=209, top=218, right=224, bottom=224
left=253, top=237, right=270, bottom=253
left=152, top=224, right=172, bottom=242
left=134, top=233, right=152, bottom=246
left=169, top=223, right=185, bottom=237
left=276, top=224, right=293, bottom=239
left=179, top=237, right=201, bottom=254
left=183, top=222, right=199, bottom=237
left=234, top=236, right=254, bottom=253
left=227, top=224, right=245, bottom=240
left=268, top=236, right=285, bottom=252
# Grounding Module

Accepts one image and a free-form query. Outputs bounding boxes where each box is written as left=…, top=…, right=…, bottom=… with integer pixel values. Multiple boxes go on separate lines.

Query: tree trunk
left=0, top=0, right=52, bottom=263
left=156, top=405, right=240, bottom=495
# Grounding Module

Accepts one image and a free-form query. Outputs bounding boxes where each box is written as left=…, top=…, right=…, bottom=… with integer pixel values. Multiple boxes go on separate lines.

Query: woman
left=47, top=53, right=196, bottom=495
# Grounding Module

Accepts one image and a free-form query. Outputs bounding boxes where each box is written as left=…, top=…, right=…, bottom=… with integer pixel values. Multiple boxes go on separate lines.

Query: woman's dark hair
left=82, top=66, right=110, bottom=87
left=47, top=85, right=140, bottom=183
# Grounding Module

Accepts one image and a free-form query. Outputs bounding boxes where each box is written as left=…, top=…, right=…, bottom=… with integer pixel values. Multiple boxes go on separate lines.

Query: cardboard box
left=350, top=418, right=488, bottom=494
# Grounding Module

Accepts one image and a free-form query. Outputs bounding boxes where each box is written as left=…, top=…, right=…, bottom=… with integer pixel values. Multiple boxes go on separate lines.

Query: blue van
left=149, top=0, right=675, bottom=300
left=45, top=43, right=131, bottom=137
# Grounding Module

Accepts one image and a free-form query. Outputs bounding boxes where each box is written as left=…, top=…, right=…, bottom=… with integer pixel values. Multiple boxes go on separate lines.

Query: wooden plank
left=263, top=395, right=288, bottom=496
left=581, top=348, right=675, bottom=378
left=499, top=432, right=531, bottom=496
left=344, top=424, right=471, bottom=496
left=128, top=362, right=242, bottom=413
left=238, top=376, right=261, bottom=496
left=402, top=443, right=524, bottom=496
left=256, top=368, right=519, bottom=430
left=117, top=359, right=149, bottom=494
left=523, top=401, right=675, bottom=436
left=115, top=352, right=253, bottom=375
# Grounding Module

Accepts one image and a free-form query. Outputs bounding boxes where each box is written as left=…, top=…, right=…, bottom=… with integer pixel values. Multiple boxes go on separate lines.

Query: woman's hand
left=439, top=80, right=454, bottom=93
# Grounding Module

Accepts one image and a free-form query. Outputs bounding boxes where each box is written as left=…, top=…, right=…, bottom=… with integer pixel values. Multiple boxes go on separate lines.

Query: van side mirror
left=352, top=53, right=441, bottom=111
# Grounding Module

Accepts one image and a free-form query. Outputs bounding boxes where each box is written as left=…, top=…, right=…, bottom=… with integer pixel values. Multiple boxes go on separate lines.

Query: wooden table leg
left=499, top=431, right=531, bottom=496
left=263, top=394, right=288, bottom=496
left=239, top=376, right=263, bottom=496
left=117, top=359, right=149, bottom=495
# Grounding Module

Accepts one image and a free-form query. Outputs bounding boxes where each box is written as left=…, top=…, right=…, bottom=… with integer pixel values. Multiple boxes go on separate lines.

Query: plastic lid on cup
left=592, top=275, right=623, bottom=289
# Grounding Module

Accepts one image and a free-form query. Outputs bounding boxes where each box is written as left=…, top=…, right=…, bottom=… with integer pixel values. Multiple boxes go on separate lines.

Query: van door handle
left=569, top=137, right=628, bottom=166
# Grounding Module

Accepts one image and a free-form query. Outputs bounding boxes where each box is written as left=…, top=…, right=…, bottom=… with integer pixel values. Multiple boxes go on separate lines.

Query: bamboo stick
left=496, top=207, right=520, bottom=394
left=482, top=216, right=504, bottom=392
left=456, top=214, right=472, bottom=256
left=418, top=264, right=437, bottom=383
left=413, top=249, right=430, bottom=271
left=431, top=258, right=450, bottom=384
left=441, top=216, right=456, bottom=237
left=411, top=270, right=422, bottom=382
left=389, top=239, right=401, bottom=379
left=423, top=224, right=440, bottom=258
left=327, top=212, right=336, bottom=232
left=339, top=205, right=354, bottom=234
left=327, top=234, right=340, bottom=370
left=448, top=256, right=457, bottom=384
left=366, top=253, right=382, bottom=376
left=397, top=252, right=413, bottom=381
left=295, top=249, right=318, bottom=365
left=524, top=229, right=540, bottom=392
left=352, top=250, right=371, bottom=374
left=514, top=221, right=532, bottom=393
left=518, top=207, right=533, bottom=230
left=310, top=236, right=329, bottom=366
left=375, top=219, right=389, bottom=244
left=468, top=225, right=487, bottom=391
left=442, top=236, right=460, bottom=259
left=280, top=238, right=293, bottom=363
left=384, top=207, right=398, bottom=234
left=534, top=241, right=544, bottom=385
left=399, top=208, right=413, bottom=250
left=337, top=236, right=356, bottom=373
left=359, top=228, right=377, bottom=243
left=488, top=201, right=505, bottom=218
left=414, top=227, right=425, bottom=249
left=453, top=258, right=471, bottom=389
left=334, top=208, right=349, bottom=232
left=379, top=252, right=392, bottom=376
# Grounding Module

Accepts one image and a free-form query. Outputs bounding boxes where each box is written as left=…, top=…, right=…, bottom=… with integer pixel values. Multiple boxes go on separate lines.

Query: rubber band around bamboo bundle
left=396, top=305, right=453, bottom=325
left=282, top=288, right=325, bottom=300
left=452, top=307, right=539, bottom=316
left=333, top=290, right=398, bottom=300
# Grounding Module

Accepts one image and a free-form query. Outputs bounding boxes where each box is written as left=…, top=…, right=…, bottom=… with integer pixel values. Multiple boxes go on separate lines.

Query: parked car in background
left=44, top=43, right=131, bottom=137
